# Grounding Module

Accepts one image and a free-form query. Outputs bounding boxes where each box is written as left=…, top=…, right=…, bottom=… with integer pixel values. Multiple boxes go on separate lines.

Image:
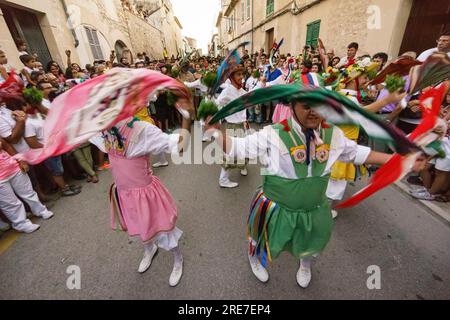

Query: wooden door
left=400, top=0, right=450, bottom=55
left=266, top=28, right=274, bottom=54
left=0, top=5, right=53, bottom=67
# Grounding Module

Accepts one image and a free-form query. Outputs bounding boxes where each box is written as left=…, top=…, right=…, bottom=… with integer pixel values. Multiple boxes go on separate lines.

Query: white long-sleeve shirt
left=90, top=120, right=179, bottom=158
left=216, top=84, right=247, bottom=124
left=226, top=120, right=371, bottom=179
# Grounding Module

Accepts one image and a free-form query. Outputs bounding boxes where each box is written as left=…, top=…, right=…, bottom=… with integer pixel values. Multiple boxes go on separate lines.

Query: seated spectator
left=410, top=94, right=450, bottom=201
left=0, top=137, right=54, bottom=233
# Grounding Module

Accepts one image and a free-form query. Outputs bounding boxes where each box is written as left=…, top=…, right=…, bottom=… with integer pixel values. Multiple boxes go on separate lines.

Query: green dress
left=248, top=119, right=334, bottom=266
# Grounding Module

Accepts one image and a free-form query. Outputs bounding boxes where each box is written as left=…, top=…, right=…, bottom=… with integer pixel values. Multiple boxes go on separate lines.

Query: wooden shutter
left=91, top=29, right=104, bottom=60
left=266, top=0, right=274, bottom=16
left=306, top=20, right=321, bottom=47
left=85, top=27, right=104, bottom=60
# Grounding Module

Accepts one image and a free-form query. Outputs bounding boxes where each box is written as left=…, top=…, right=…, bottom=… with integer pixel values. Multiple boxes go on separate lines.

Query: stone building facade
left=216, top=0, right=449, bottom=60
left=0, top=0, right=185, bottom=71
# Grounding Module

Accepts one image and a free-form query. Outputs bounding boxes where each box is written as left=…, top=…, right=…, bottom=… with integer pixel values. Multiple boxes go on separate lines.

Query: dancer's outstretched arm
left=176, top=98, right=195, bottom=154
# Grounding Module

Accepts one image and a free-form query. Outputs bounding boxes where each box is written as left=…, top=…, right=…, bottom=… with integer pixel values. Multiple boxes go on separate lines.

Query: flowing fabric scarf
left=269, top=38, right=284, bottom=69
left=337, top=83, right=448, bottom=208
left=209, top=42, right=249, bottom=95
left=14, top=68, right=191, bottom=164
left=208, top=83, right=447, bottom=208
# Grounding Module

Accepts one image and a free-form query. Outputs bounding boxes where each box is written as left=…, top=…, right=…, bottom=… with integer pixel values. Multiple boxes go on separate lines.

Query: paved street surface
left=1, top=141, right=449, bottom=300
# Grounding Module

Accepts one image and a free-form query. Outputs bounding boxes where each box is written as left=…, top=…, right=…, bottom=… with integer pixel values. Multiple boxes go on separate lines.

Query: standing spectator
left=119, top=57, right=130, bottom=67
left=36, top=81, right=56, bottom=113
left=72, top=142, right=99, bottom=183
left=336, top=42, right=359, bottom=69
left=245, top=68, right=260, bottom=123
left=22, top=93, right=81, bottom=197
left=142, top=52, right=151, bottom=65
left=0, top=50, right=10, bottom=85
left=20, top=55, right=38, bottom=87
left=417, top=30, right=450, bottom=62
left=326, top=49, right=335, bottom=66
left=373, top=52, right=389, bottom=71
left=311, top=63, right=321, bottom=73
left=46, top=62, right=66, bottom=88
left=16, top=39, right=29, bottom=56
left=331, top=56, right=341, bottom=68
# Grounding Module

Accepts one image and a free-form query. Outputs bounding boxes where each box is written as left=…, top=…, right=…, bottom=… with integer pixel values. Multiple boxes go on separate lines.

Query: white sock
left=171, top=246, right=183, bottom=266
left=300, top=257, right=312, bottom=269
left=143, top=241, right=156, bottom=254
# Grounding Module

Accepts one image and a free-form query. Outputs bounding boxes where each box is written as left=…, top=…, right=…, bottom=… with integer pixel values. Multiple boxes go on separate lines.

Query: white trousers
left=157, top=153, right=167, bottom=163
left=219, top=168, right=231, bottom=185
left=326, top=179, right=348, bottom=201
left=0, top=172, right=48, bottom=229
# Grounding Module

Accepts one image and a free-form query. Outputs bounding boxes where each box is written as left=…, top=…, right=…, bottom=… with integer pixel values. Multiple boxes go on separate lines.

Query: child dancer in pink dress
left=96, top=101, right=193, bottom=287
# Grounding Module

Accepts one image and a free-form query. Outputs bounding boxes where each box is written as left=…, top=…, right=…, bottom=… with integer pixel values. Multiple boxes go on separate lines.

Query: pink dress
left=106, top=120, right=181, bottom=248
left=272, top=103, right=292, bottom=123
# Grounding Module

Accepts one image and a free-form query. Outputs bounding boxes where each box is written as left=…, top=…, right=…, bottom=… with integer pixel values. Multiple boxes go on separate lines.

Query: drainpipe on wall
left=251, top=0, right=254, bottom=54
left=60, top=0, right=79, bottom=48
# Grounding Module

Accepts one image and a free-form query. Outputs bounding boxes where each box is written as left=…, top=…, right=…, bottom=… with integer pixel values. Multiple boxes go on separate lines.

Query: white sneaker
left=152, top=161, right=169, bottom=168
left=411, top=190, right=436, bottom=201
left=219, top=181, right=239, bottom=188
left=35, top=210, right=54, bottom=220
left=240, top=169, right=248, bottom=176
left=169, top=258, right=183, bottom=287
left=0, top=219, right=11, bottom=232
left=14, top=220, right=40, bottom=234
left=248, top=254, right=269, bottom=283
left=296, top=265, right=312, bottom=288
left=138, top=244, right=158, bottom=273
left=331, top=210, right=338, bottom=219
left=408, top=187, right=426, bottom=195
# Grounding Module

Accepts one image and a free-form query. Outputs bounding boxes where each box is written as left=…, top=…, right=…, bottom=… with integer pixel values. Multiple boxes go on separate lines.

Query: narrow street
left=1, top=147, right=449, bottom=299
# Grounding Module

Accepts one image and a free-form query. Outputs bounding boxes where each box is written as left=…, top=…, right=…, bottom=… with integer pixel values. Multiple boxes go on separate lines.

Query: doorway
left=265, top=28, right=274, bottom=55
left=0, top=4, right=53, bottom=67
left=399, top=0, right=450, bottom=55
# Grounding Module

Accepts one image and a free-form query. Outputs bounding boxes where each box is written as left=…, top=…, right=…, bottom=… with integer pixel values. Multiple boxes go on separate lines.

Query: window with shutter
left=246, top=0, right=251, bottom=20
left=241, top=2, right=245, bottom=23
left=85, top=27, right=104, bottom=60
left=266, top=0, right=274, bottom=16
left=305, top=20, right=321, bottom=48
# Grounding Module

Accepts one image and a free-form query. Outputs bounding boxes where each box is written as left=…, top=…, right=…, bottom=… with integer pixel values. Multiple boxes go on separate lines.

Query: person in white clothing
left=22, top=99, right=81, bottom=197
left=0, top=138, right=53, bottom=233
left=417, top=31, right=450, bottom=62
left=0, top=50, right=10, bottom=85
left=36, top=81, right=57, bottom=111
left=215, top=64, right=249, bottom=188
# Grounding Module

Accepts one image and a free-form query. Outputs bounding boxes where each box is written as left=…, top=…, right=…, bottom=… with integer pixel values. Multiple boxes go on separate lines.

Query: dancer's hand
left=175, top=97, right=195, bottom=119
left=12, top=110, right=27, bottom=122
left=204, top=115, right=221, bottom=131
left=18, top=161, right=29, bottom=173
left=385, top=90, right=407, bottom=105
left=412, top=154, right=427, bottom=173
